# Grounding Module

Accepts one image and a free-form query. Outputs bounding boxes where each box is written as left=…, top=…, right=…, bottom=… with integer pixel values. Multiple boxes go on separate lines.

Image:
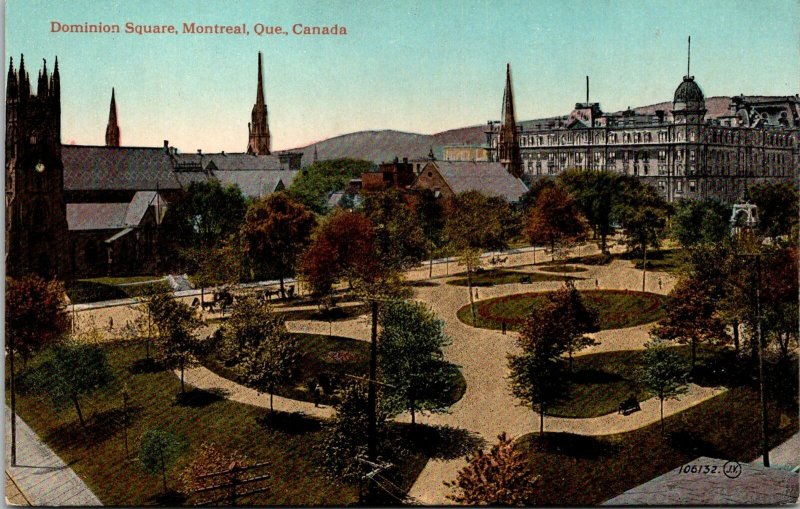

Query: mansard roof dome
left=674, top=75, right=705, bottom=104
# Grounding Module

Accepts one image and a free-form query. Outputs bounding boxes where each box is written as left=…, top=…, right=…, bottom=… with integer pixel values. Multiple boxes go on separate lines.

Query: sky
left=4, top=0, right=799, bottom=152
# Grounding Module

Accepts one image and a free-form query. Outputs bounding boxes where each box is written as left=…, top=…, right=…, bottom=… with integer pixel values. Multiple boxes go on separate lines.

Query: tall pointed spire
left=247, top=51, right=271, bottom=155
left=105, top=88, right=120, bottom=146
left=7, top=57, right=18, bottom=99
left=18, top=55, right=29, bottom=99
left=498, top=63, right=523, bottom=178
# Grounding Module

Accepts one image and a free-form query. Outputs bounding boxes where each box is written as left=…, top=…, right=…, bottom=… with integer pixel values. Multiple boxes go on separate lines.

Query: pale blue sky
left=5, top=0, right=799, bottom=152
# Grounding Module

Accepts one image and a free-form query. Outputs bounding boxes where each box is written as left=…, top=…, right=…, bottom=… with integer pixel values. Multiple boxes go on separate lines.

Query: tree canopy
left=523, top=185, right=586, bottom=253
left=748, top=182, right=799, bottom=239
left=558, top=169, right=619, bottom=253
left=360, top=188, right=428, bottom=272
left=163, top=179, right=246, bottom=249
left=289, top=158, right=375, bottom=213
left=6, top=275, right=71, bottom=361
left=378, top=300, right=454, bottom=423
left=148, top=293, right=204, bottom=394
left=241, top=192, right=317, bottom=295
left=637, top=341, right=689, bottom=435
left=670, top=199, right=731, bottom=249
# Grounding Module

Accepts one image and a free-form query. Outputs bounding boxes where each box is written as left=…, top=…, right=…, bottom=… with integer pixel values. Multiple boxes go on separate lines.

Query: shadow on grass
left=128, top=357, right=164, bottom=375
left=173, top=388, right=229, bottom=408
left=255, top=411, right=324, bottom=434
left=409, top=281, right=439, bottom=287
left=570, top=369, right=626, bottom=384
left=536, top=432, right=618, bottom=459
left=667, top=431, right=721, bottom=457
left=45, top=405, right=144, bottom=450
left=398, top=423, right=486, bottom=460
left=151, top=490, right=187, bottom=506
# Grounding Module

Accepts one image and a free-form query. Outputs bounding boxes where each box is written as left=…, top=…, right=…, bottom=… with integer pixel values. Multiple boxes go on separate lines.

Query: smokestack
left=586, top=76, right=589, bottom=103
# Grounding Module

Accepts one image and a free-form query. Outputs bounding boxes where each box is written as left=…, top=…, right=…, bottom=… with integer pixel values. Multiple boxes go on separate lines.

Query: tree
left=550, top=282, right=599, bottom=370
left=507, top=297, right=571, bottom=439
left=360, top=188, right=427, bottom=272
left=148, top=294, right=204, bottom=395
left=416, top=189, right=446, bottom=277
left=444, top=191, right=508, bottom=322
left=37, top=335, right=114, bottom=427
left=651, top=277, right=728, bottom=370
left=139, top=428, right=187, bottom=495
left=613, top=178, right=669, bottom=291
left=188, top=235, right=245, bottom=307
left=523, top=186, right=586, bottom=261
left=237, top=300, right=300, bottom=412
left=217, top=295, right=287, bottom=364
left=748, top=182, right=799, bottom=239
left=445, top=432, right=539, bottom=505
left=518, top=176, right=556, bottom=211
left=670, top=199, right=730, bottom=249
left=161, top=179, right=246, bottom=268
left=636, top=341, right=689, bottom=435
left=241, top=192, right=317, bottom=298
left=558, top=169, right=619, bottom=253
left=5, top=275, right=71, bottom=465
left=289, top=158, right=375, bottom=213
left=378, top=300, right=454, bottom=424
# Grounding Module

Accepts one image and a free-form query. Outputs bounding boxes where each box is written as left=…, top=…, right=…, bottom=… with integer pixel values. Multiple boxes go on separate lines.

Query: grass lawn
left=629, top=248, right=687, bottom=274
left=203, top=333, right=466, bottom=408
left=514, top=383, right=798, bottom=505
left=537, top=264, right=589, bottom=274
left=8, top=340, right=439, bottom=505
left=458, top=290, right=666, bottom=332
left=549, top=346, right=732, bottom=418
left=67, top=279, right=171, bottom=304
left=447, top=269, right=580, bottom=287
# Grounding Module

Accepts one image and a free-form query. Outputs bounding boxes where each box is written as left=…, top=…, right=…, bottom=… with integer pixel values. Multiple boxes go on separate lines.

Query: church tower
left=498, top=63, right=523, bottom=178
left=5, top=55, right=70, bottom=279
left=246, top=52, right=271, bottom=155
left=105, top=88, right=120, bottom=146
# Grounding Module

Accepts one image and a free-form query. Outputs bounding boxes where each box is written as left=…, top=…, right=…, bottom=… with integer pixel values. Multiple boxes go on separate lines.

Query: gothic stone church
left=6, top=52, right=302, bottom=280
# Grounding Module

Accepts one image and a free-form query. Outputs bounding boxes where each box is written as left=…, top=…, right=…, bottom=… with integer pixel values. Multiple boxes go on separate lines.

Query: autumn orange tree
left=524, top=185, right=586, bottom=262
left=241, top=192, right=317, bottom=299
left=6, top=275, right=71, bottom=465
left=445, top=432, right=539, bottom=505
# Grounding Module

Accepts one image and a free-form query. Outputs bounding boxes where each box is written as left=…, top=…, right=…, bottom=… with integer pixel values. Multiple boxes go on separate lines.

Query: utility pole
left=368, top=300, right=378, bottom=462
left=754, top=253, right=769, bottom=467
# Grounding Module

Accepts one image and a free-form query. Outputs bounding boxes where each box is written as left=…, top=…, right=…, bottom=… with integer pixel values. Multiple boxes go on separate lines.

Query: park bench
left=618, top=396, right=641, bottom=416
left=520, top=275, right=532, bottom=284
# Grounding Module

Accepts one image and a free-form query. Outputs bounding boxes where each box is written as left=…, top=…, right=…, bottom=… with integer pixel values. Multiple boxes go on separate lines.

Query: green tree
left=524, top=185, right=586, bottom=261
left=360, top=188, right=428, bottom=272
left=445, top=432, right=539, bottom=505
left=613, top=178, right=669, bottom=291
left=378, top=300, right=454, bottom=424
left=139, top=428, right=187, bottom=495
left=38, top=336, right=114, bottom=428
left=636, top=340, right=689, bottom=435
left=670, top=199, right=730, bottom=249
left=518, top=176, right=556, bottom=211
left=189, top=235, right=246, bottom=305
left=550, top=282, right=599, bottom=371
left=233, top=297, right=300, bottom=412
left=5, top=275, right=71, bottom=464
left=148, top=294, right=204, bottom=395
left=507, top=297, right=571, bottom=439
left=241, top=192, right=317, bottom=298
left=558, top=169, right=619, bottom=253
left=289, top=158, right=375, bottom=213
left=748, top=182, right=799, bottom=239
left=416, top=189, right=446, bottom=277
left=444, top=191, right=508, bottom=322
left=162, top=179, right=246, bottom=260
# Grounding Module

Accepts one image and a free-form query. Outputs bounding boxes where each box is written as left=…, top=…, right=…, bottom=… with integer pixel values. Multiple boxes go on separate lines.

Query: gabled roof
left=426, top=161, right=528, bottom=202
left=67, top=202, right=129, bottom=230
left=63, top=145, right=180, bottom=191
left=214, top=170, right=300, bottom=199
left=67, top=191, right=167, bottom=231
left=175, top=152, right=284, bottom=171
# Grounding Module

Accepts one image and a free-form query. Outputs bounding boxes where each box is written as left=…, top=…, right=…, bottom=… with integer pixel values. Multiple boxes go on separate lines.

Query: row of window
left=511, top=129, right=797, bottom=148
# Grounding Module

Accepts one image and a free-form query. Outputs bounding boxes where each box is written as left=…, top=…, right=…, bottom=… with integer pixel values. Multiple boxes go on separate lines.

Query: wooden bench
left=618, top=396, right=641, bottom=416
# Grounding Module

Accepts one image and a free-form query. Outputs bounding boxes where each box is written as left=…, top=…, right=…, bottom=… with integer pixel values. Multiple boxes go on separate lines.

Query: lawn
left=447, top=269, right=580, bottom=287
left=203, top=333, right=466, bottom=408
left=67, top=279, right=171, bottom=304
left=513, top=383, right=798, bottom=505
left=548, top=346, right=734, bottom=418
left=629, top=248, right=687, bottom=274
left=8, top=340, right=433, bottom=505
left=458, top=290, right=666, bottom=332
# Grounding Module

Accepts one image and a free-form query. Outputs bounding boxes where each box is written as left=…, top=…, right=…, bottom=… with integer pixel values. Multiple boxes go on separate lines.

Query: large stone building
left=487, top=62, right=800, bottom=203
left=6, top=52, right=301, bottom=279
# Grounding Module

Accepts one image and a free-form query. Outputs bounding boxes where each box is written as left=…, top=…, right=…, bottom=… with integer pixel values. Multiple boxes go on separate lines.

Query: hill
left=287, top=95, right=778, bottom=166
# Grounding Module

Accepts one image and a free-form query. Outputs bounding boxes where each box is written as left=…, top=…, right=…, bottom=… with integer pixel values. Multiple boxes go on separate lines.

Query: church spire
left=7, top=56, right=18, bottom=99
left=105, top=88, right=120, bottom=146
left=247, top=52, right=270, bottom=155
left=498, top=63, right=522, bottom=178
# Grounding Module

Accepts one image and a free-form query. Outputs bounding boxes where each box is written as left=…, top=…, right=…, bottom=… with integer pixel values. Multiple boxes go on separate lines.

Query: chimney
left=655, top=110, right=665, bottom=124
left=163, top=140, right=169, bottom=149
left=197, top=149, right=202, bottom=155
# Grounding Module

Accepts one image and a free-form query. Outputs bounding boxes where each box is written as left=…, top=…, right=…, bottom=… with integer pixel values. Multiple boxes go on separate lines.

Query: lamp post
left=730, top=201, right=769, bottom=467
